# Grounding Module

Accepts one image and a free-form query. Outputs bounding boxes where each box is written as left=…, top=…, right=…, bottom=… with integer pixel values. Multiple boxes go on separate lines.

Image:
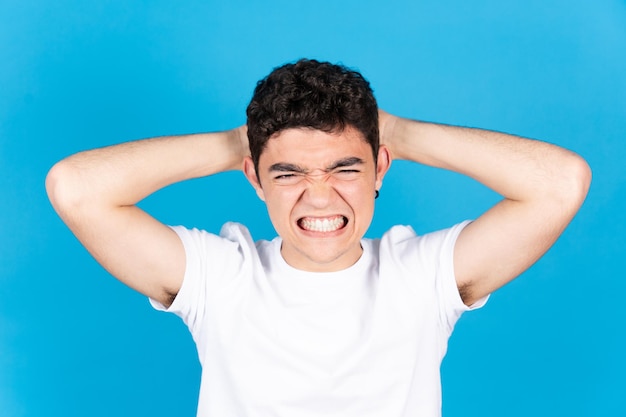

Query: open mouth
left=298, top=215, right=347, bottom=233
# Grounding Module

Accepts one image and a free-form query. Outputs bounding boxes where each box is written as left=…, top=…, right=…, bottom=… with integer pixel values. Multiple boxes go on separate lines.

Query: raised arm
left=46, top=126, right=249, bottom=307
left=379, top=111, right=591, bottom=306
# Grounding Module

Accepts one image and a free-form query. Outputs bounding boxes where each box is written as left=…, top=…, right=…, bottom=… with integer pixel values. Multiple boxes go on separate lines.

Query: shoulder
left=377, top=221, right=471, bottom=258
left=167, top=222, right=268, bottom=277
left=164, top=222, right=272, bottom=305
left=170, top=222, right=257, bottom=251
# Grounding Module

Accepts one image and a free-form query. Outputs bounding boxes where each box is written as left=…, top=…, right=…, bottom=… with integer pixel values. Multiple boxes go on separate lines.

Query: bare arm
left=46, top=127, right=249, bottom=307
left=379, top=111, right=591, bottom=306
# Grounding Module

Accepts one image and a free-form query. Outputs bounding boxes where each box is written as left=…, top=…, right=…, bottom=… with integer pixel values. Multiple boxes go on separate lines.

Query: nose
left=301, top=174, right=335, bottom=208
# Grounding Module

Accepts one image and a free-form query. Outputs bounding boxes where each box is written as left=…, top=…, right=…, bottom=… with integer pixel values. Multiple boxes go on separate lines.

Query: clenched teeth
left=299, top=216, right=346, bottom=232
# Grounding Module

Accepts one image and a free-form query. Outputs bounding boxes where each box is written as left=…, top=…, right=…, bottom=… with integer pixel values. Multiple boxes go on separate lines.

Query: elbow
left=46, top=161, right=63, bottom=210
left=557, top=154, right=592, bottom=212
left=571, top=154, right=592, bottom=204
left=45, top=160, right=85, bottom=216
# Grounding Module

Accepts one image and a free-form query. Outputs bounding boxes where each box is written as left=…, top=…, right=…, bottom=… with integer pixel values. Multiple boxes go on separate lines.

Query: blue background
left=1, top=1, right=625, bottom=416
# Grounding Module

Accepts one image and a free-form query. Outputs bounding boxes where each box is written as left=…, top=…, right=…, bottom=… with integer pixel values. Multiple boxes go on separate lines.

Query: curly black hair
left=246, top=59, right=379, bottom=173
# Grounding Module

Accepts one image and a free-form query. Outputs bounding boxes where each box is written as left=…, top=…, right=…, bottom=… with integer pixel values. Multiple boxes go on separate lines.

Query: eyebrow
left=326, top=157, right=365, bottom=170
left=268, top=163, right=308, bottom=173
left=268, top=157, right=365, bottom=174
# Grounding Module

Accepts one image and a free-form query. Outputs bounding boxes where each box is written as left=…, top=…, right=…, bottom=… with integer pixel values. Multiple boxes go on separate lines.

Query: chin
left=299, top=245, right=360, bottom=271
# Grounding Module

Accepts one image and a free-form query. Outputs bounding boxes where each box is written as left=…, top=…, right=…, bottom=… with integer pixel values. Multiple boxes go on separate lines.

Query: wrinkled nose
left=302, top=179, right=334, bottom=208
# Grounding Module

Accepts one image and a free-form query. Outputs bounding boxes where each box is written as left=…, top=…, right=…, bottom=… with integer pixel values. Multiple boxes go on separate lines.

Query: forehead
left=260, top=127, right=373, bottom=168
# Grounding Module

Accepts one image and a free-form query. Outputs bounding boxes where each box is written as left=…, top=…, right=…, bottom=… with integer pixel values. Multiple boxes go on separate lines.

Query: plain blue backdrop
left=1, top=1, right=625, bottom=416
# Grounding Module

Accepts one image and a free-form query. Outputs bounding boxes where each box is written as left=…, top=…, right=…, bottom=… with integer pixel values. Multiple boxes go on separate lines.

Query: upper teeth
left=301, top=216, right=344, bottom=232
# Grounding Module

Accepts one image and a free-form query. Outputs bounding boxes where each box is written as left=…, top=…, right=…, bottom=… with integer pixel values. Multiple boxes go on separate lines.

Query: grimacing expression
left=243, top=126, right=391, bottom=272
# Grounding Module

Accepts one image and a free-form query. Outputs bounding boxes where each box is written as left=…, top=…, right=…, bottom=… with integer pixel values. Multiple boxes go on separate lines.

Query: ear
left=375, top=144, right=392, bottom=190
left=242, top=156, right=266, bottom=201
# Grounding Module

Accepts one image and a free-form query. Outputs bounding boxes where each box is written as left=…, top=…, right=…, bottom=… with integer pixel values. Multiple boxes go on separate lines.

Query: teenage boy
left=47, top=59, right=591, bottom=417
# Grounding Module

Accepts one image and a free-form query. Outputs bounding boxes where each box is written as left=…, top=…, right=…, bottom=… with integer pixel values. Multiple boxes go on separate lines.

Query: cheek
left=336, top=183, right=376, bottom=211
left=263, top=188, right=300, bottom=219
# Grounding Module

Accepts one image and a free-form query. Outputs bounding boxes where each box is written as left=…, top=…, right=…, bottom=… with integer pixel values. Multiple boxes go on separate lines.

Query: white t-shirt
left=152, top=221, right=487, bottom=417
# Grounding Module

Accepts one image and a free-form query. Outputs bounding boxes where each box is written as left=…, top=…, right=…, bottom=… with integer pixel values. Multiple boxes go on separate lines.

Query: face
left=243, top=126, right=391, bottom=272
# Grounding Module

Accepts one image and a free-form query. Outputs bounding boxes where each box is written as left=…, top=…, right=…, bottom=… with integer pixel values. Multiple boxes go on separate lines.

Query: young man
left=46, top=59, right=591, bottom=416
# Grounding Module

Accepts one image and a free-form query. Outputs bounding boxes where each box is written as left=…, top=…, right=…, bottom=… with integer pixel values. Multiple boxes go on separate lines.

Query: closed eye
left=333, top=168, right=361, bottom=180
left=275, top=173, right=296, bottom=179
left=335, top=167, right=361, bottom=174
left=272, top=172, right=305, bottom=184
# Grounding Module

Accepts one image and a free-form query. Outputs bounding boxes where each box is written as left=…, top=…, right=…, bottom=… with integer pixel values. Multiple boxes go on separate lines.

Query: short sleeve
left=149, top=223, right=251, bottom=338
left=429, top=221, right=489, bottom=333
left=380, top=221, right=489, bottom=335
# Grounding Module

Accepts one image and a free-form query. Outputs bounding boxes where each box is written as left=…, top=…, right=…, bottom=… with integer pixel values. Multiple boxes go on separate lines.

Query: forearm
left=383, top=115, right=590, bottom=204
left=47, top=128, right=247, bottom=210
